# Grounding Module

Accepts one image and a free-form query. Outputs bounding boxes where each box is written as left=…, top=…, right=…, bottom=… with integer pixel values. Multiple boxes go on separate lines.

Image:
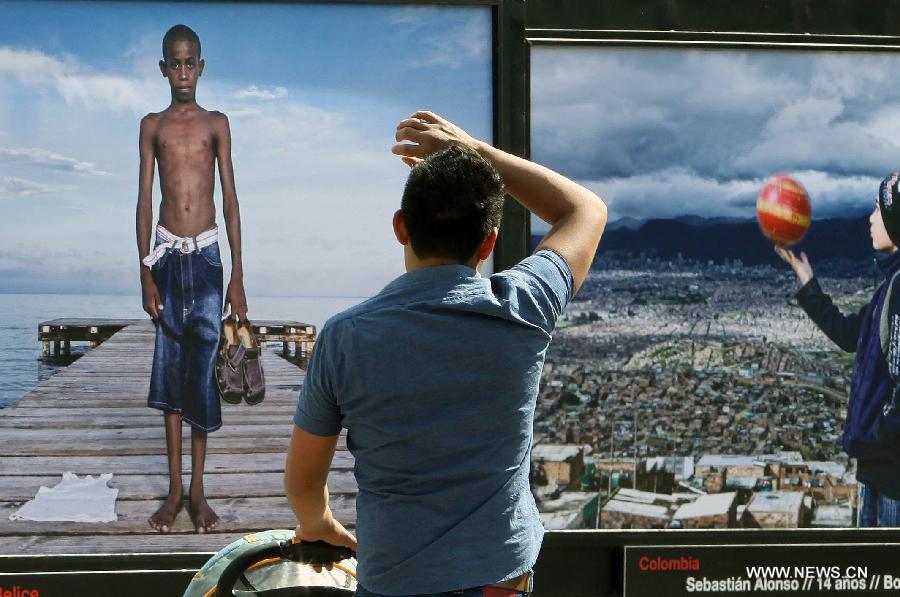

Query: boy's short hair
left=162, top=24, right=201, bottom=59
left=401, top=144, right=505, bottom=263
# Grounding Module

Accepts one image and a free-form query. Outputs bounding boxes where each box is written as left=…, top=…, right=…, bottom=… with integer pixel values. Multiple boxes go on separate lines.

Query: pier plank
left=0, top=322, right=355, bottom=555
left=0, top=471, right=358, bottom=502
left=0, top=423, right=350, bottom=442
left=0, top=495, right=356, bottom=536
left=0, top=452, right=355, bottom=476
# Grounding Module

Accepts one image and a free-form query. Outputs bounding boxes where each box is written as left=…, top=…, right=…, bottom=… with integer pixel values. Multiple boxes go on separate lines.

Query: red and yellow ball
left=756, top=174, right=811, bottom=246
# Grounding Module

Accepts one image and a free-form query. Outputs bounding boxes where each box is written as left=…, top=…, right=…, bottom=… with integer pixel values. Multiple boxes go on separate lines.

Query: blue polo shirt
left=294, top=249, right=573, bottom=595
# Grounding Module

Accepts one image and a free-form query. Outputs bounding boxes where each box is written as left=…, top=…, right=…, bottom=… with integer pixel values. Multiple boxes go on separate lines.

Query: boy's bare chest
left=155, top=120, right=216, bottom=163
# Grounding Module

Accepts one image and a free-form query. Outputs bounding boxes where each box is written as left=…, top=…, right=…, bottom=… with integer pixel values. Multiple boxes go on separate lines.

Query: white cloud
left=123, top=32, right=165, bottom=80
left=0, top=47, right=73, bottom=82
left=388, top=6, right=438, bottom=25
left=387, top=8, right=488, bottom=70
left=233, top=85, right=288, bottom=100
left=228, top=107, right=263, bottom=119
left=580, top=169, right=761, bottom=221
left=0, top=147, right=111, bottom=176
left=55, top=73, right=157, bottom=114
left=790, top=170, right=879, bottom=217
left=0, top=175, right=66, bottom=197
left=572, top=169, right=876, bottom=222
left=419, top=20, right=487, bottom=69
left=0, top=46, right=160, bottom=114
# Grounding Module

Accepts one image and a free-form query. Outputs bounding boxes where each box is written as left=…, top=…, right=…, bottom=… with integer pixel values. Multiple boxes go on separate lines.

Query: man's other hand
left=294, top=519, right=358, bottom=554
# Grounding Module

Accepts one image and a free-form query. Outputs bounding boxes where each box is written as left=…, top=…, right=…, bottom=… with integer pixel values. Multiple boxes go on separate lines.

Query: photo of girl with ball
left=777, top=173, right=900, bottom=528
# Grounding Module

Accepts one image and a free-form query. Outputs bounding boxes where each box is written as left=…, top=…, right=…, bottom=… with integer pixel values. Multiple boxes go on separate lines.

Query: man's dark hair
left=401, top=144, right=505, bottom=263
left=162, top=24, right=201, bottom=59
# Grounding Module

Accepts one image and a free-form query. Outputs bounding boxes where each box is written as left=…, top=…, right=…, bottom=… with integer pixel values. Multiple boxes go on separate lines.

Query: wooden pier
left=39, top=318, right=317, bottom=359
left=0, top=320, right=355, bottom=555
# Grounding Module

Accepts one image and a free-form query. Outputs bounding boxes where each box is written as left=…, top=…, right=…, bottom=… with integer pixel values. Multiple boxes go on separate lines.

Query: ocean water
left=0, top=293, right=365, bottom=408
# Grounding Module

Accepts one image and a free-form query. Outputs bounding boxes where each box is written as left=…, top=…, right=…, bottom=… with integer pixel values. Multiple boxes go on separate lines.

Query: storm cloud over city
left=531, top=47, right=900, bottom=225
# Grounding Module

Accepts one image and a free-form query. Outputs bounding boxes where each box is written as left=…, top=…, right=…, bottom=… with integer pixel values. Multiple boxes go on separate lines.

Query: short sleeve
left=293, top=326, right=342, bottom=436
left=496, top=249, right=574, bottom=333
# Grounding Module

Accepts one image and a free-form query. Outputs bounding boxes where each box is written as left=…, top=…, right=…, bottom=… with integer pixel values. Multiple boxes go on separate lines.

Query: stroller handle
left=285, top=539, right=355, bottom=564
left=215, top=539, right=355, bottom=596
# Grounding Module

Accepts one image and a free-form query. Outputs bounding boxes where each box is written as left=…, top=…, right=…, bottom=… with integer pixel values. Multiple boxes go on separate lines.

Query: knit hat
left=879, top=171, right=900, bottom=247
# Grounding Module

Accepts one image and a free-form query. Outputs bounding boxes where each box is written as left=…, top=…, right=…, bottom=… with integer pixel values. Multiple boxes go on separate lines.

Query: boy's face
left=159, top=40, right=204, bottom=102
left=870, top=202, right=896, bottom=252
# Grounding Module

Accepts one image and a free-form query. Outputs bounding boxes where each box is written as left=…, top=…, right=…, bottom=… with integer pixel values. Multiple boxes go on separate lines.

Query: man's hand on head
left=225, top=278, right=248, bottom=322
left=392, top=111, right=480, bottom=164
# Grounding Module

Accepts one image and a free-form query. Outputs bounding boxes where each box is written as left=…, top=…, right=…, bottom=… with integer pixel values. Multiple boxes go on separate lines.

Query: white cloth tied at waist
left=142, top=224, right=218, bottom=268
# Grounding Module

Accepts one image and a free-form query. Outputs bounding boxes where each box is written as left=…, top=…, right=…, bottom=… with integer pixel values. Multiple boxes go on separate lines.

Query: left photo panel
left=0, top=0, right=493, bottom=561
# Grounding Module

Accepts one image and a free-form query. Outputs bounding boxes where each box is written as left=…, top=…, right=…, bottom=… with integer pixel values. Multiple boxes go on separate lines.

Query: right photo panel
left=529, top=45, right=900, bottom=531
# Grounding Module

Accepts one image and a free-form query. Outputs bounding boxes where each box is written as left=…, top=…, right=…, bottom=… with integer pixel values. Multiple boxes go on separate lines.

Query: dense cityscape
left=530, top=256, right=872, bottom=530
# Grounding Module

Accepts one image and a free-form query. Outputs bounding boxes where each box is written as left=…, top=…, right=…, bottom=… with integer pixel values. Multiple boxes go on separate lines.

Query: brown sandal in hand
left=215, top=319, right=245, bottom=404
left=236, top=320, right=266, bottom=405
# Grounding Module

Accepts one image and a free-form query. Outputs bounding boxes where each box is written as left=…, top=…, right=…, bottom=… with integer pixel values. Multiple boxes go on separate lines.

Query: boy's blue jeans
left=147, top=236, right=224, bottom=432
left=859, top=484, right=900, bottom=527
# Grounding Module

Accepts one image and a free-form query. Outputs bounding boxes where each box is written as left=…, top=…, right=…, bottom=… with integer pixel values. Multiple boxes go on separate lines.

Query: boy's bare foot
left=188, top=494, right=219, bottom=534
left=149, top=494, right=183, bottom=533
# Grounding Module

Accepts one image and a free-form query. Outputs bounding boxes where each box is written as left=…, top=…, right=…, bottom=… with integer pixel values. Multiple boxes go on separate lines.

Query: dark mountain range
left=532, top=217, right=875, bottom=271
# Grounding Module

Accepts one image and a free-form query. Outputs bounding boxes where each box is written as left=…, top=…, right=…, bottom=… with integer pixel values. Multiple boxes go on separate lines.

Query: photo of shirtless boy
left=136, top=24, right=248, bottom=534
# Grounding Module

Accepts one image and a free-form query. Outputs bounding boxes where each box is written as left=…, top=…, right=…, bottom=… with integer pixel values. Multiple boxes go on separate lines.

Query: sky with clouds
left=531, top=46, right=900, bottom=230
left=0, top=1, right=492, bottom=296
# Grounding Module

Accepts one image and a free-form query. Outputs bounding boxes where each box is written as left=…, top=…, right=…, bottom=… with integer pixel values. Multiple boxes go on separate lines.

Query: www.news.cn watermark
left=0, top=585, right=40, bottom=597
left=742, top=565, right=900, bottom=592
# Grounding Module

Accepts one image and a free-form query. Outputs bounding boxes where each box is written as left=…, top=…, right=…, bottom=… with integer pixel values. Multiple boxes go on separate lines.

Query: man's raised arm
left=392, top=110, right=607, bottom=291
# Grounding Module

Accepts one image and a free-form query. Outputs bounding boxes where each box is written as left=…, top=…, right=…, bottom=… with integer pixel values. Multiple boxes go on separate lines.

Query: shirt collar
left=382, top=263, right=481, bottom=293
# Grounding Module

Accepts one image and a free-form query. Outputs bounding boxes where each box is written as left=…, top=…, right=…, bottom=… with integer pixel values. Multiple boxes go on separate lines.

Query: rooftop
left=532, top=444, right=583, bottom=462
left=697, top=455, right=761, bottom=467
left=747, top=491, right=804, bottom=513
left=601, top=499, right=671, bottom=519
left=673, top=492, right=737, bottom=519
left=804, top=461, right=847, bottom=478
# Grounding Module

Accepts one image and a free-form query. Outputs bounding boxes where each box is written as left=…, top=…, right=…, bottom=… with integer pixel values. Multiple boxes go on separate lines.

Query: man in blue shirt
left=285, top=111, right=607, bottom=596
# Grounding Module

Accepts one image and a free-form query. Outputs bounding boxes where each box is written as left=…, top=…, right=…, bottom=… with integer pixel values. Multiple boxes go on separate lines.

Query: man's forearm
left=286, top=479, right=334, bottom=531
left=471, top=138, right=606, bottom=289
left=472, top=140, right=603, bottom=228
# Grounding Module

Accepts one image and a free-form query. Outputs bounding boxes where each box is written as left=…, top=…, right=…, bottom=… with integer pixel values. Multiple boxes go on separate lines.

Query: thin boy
left=136, top=24, right=248, bottom=534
